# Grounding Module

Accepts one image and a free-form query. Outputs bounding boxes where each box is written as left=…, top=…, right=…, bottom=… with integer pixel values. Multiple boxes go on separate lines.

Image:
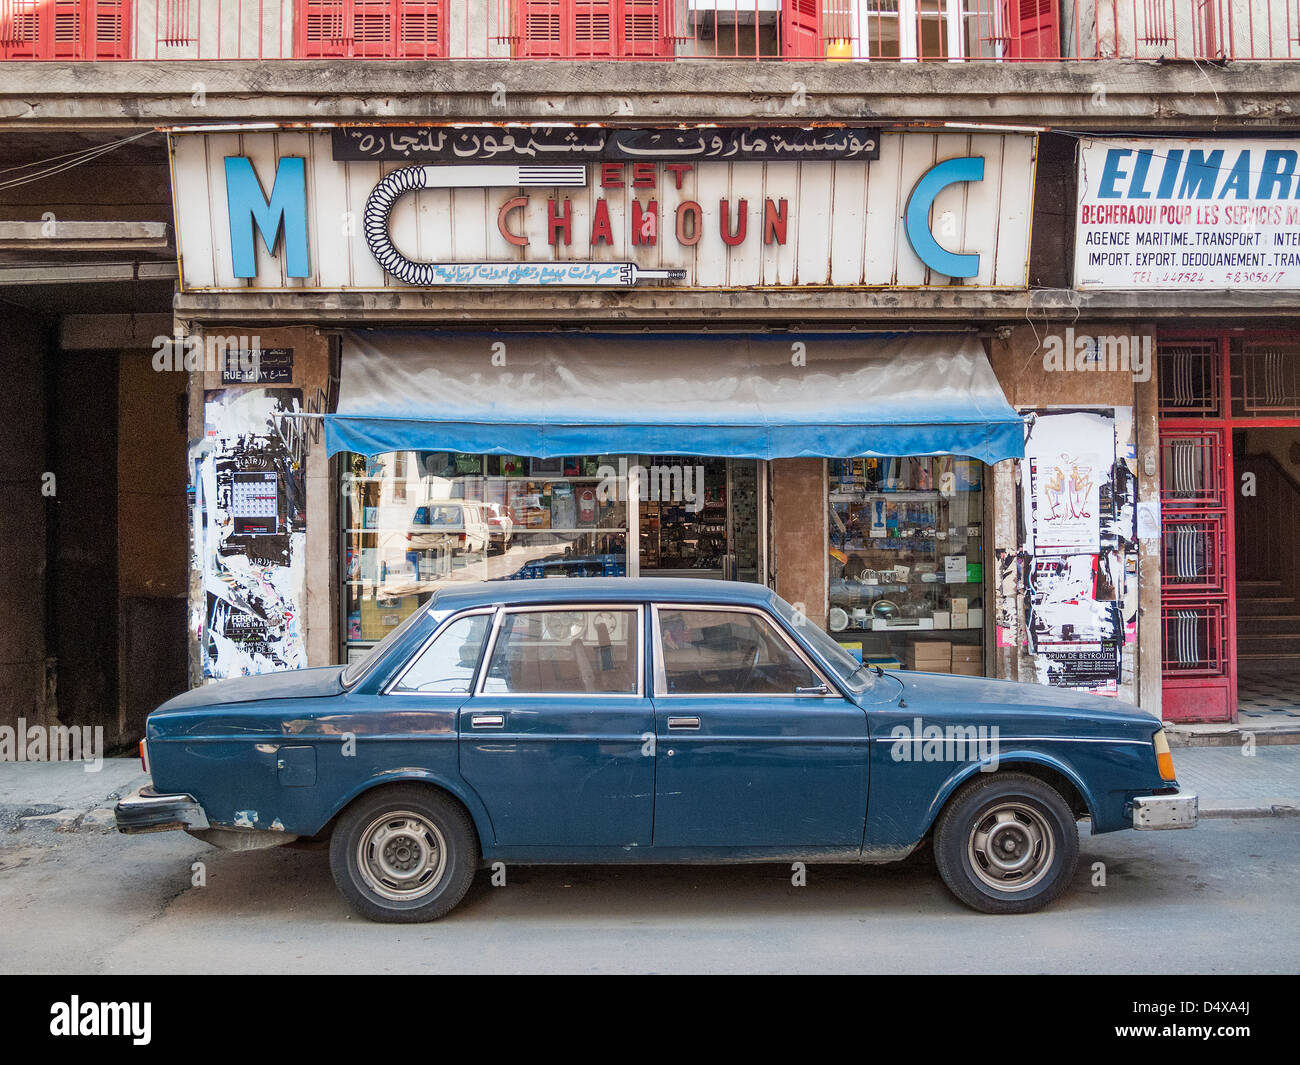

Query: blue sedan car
left=117, top=578, right=1196, bottom=921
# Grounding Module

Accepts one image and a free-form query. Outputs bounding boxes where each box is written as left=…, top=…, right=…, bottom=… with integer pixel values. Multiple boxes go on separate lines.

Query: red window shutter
left=51, top=0, right=83, bottom=58
left=781, top=0, right=822, bottom=59
left=517, top=0, right=564, bottom=57
left=1, top=1, right=42, bottom=58
left=298, top=0, right=351, bottom=56
left=395, top=0, right=444, bottom=57
left=350, top=0, right=395, bottom=56
left=572, top=0, right=614, bottom=58
left=1002, top=0, right=1059, bottom=59
left=621, top=0, right=666, bottom=57
left=90, top=0, right=129, bottom=58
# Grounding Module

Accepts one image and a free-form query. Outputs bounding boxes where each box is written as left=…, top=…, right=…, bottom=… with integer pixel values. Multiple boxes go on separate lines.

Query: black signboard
left=331, top=126, right=881, bottom=165
left=220, top=347, right=294, bottom=385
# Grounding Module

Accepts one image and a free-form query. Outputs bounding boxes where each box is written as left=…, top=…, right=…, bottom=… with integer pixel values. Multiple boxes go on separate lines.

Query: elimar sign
left=1076, top=136, right=1300, bottom=290
left=169, top=128, right=1037, bottom=291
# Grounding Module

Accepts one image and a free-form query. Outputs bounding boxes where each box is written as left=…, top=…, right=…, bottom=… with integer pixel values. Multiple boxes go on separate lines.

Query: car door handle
left=667, top=716, right=700, bottom=730
left=470, top=714, right=505, bottom=728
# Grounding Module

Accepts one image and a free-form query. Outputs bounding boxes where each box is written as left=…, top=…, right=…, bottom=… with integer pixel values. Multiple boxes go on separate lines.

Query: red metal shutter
left=517, top=0, right=565, bottom=56
left=781, top=0, right=822, bottom=59
left=350, top=0, right=395, bottom=56
left=51, top=0, right=83, bottom=58
left=1002, top=0, right=1059, bottom=59
left=299, top=0, right=351, bottom=56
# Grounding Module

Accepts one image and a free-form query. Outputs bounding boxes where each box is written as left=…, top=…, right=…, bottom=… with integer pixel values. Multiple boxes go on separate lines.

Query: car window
left=482, top=609, right=639, bottom=695
left=341, top=602, right=432, bottom=688
left=392, top=613, right=491, bottom=694
left=770, top=595, right=874, bottom=694
left=657, top=608, right=820, bottom=696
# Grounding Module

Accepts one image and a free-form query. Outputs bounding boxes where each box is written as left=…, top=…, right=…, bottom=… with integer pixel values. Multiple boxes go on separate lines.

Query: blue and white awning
left=324, top=330, right=1024, bottom=464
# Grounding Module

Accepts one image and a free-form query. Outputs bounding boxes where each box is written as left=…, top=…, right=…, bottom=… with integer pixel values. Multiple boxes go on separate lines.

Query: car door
left=458, top=604, right=654, bottom=847
left=650, top=603, right=869, bottom=849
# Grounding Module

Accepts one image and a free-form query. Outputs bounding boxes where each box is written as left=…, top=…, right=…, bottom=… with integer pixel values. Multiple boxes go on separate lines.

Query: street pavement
left=0, top=752, right=1298, bottom=973
left=0, top=817, right=1295, bottom=973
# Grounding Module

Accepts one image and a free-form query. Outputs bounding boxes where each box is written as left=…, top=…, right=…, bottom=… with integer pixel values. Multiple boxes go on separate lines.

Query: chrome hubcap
left=966, top=801, right=1055, bottom=893
left=356, top=811, right=448, bottom=903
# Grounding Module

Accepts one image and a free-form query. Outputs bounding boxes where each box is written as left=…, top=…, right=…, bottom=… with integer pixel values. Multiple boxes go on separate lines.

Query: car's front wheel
left=933, top=772, right=1079, bottom=914
left=329, top=785, right=478, bottom=923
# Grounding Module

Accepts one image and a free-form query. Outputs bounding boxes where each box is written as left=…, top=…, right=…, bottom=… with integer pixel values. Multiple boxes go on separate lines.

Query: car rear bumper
left=1132, top=792, right=1198, bottom=830
left=115, top=787, right=211, bottom=834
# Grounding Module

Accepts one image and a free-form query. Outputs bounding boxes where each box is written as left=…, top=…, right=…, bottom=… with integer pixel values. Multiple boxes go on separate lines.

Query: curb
left=1167, top=727, right=1300, bottom=748
left=1199, top=802, right=1300, bottom=819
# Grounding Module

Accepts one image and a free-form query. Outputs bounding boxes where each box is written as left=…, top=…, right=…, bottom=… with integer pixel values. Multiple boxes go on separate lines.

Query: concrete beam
left=172, top=286, right=1300, bottom=325
left=60, top=313, right=174, bottom=349
left=0, top=261, right=178, bottom=285
left=0, top=221, right=170, bottom=251
left=0, top=60, right=1298, bottom=130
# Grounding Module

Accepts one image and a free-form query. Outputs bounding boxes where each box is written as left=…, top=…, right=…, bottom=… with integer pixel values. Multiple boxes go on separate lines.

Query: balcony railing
left=2, top=0, right=1299, bottom=60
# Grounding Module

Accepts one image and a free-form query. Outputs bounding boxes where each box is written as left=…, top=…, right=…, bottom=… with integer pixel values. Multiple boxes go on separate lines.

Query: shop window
left=0, top=0, right=129, bottom=59
left=342, top=451, right=629, bottom=660
left=513, top=0, right=671, bottom=58
left=297, top=0, right=447, bottom=57
left=827, top=456, right=985, bottom=674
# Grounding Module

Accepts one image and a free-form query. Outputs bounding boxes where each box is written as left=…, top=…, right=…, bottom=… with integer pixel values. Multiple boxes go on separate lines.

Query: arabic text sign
left=1076, top=137, right=1300, bottom=290
left=331, top=126, right=882, bottom=164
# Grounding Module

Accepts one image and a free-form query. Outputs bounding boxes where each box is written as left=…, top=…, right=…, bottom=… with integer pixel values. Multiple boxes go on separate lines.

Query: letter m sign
left=225, top=156, right=310, bottom=278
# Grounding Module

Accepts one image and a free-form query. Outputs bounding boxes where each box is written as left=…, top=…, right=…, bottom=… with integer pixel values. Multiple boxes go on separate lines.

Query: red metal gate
left=1158, top=331, right=1300, bottom=722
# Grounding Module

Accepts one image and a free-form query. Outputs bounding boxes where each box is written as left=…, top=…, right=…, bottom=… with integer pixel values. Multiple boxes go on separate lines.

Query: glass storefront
left=827, top=456, right=986, bottom=674
left=342, top=450, right=761, bottom=659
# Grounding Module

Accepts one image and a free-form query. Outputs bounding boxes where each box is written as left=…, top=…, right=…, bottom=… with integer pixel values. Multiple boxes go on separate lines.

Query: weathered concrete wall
left=987, top=321, right=1160, bottom=711
left=0, top=314, right=50, bottom=732
left=186, top=325, right=337, bottom=676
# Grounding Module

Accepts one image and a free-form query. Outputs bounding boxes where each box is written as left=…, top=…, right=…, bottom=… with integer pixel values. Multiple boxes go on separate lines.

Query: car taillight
left=139, top=738, right=150, bottom=774
left=1153, top=729, right=1176, bottom=782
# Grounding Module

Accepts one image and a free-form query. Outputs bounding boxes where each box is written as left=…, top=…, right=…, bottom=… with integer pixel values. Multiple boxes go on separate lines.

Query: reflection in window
left=392, top=614, right=490, bottom=693
left=657, top=608, right=818, bottom=695
left=483, top=609, right=639, bottom=694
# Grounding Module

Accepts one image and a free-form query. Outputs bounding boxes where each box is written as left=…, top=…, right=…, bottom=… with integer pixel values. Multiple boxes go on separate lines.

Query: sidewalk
left=0, top=758, right=147, bottom=834
left=1, top=747, right=1298, bottom=835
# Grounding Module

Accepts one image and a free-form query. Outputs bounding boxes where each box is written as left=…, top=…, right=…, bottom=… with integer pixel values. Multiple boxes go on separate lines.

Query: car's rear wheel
left=329, top=785, right=478, bottom=923
left=933, top=773, right=1079, bottom=914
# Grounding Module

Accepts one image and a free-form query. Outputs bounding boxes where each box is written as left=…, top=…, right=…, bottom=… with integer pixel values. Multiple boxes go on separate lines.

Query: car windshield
left=770, top=594, right=874, bottom=694
left=341, top=603, right=435, bottom=688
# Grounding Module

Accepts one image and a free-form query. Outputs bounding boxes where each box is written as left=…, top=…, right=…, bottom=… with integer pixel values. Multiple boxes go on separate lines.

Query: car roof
left=430, top=578, right=778, bottom=610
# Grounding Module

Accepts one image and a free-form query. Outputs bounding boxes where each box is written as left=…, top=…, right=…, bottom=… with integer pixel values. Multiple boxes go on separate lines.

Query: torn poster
left=196, top=388, right=308, bottom=679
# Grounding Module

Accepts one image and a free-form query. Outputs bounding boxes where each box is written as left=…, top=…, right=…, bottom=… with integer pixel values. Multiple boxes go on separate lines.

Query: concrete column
left=770, top=457, right=828, bottom=630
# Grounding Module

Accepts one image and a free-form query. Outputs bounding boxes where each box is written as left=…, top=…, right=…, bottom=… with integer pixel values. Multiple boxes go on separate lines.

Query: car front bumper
left=115, top=787, right=211, bottom=834
left=1132, top=793, right=1198, bottom=830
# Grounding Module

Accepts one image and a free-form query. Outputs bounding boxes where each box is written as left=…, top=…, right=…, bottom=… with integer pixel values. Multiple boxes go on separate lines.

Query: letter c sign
left=904, top=156, right=985, bottom=279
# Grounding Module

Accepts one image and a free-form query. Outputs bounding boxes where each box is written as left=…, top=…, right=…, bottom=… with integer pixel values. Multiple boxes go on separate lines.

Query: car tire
left=933, top=772, right=1079, bottom=915
left=329, top=785, right=478, bottom=923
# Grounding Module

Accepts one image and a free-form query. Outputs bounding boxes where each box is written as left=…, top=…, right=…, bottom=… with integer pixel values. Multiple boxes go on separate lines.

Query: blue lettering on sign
left=903, top=156, right=985, bottom=279
left=224, top=156, right=309, bottom=278
left=1093, top=144, right=1300, bottom=201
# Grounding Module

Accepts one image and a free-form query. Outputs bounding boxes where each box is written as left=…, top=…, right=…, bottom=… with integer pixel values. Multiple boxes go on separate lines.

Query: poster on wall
left=1019, top=410, right=1133, bottom=696
left=195, top=388, right=308, bottom=678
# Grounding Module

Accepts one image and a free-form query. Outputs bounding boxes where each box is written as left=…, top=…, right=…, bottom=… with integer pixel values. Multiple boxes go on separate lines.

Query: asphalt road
left=1, top=818, right=1296, bottom=974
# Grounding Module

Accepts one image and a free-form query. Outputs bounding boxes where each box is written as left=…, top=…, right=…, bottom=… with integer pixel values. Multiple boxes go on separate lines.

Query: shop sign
left=171, top=129, right=1037, bottom=291
left=1075, top=136, right=1300, bottom=289
left=331, top=125, right=883, bottom=165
